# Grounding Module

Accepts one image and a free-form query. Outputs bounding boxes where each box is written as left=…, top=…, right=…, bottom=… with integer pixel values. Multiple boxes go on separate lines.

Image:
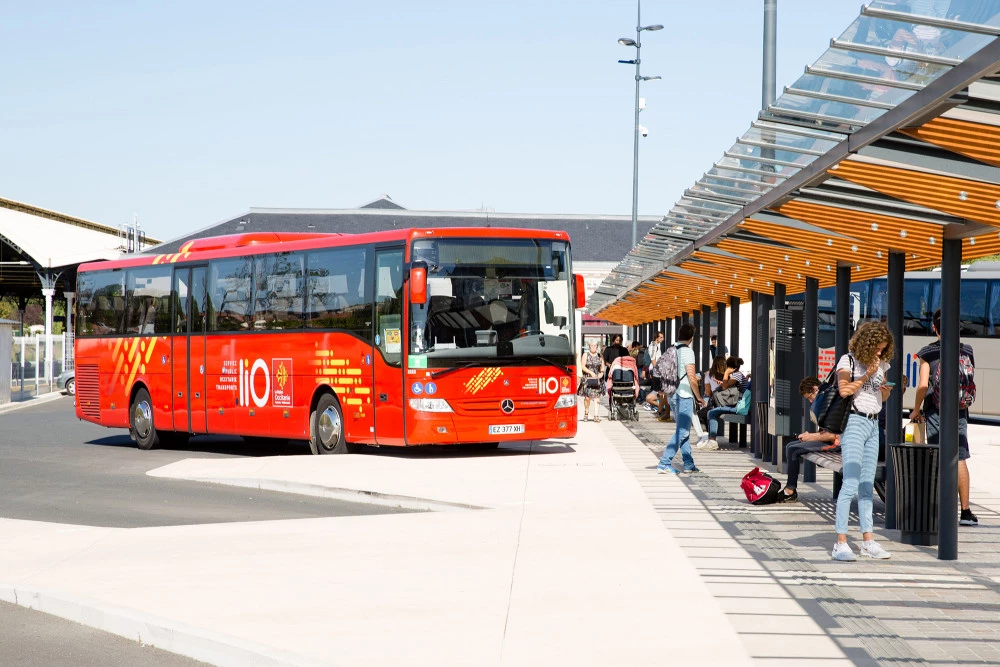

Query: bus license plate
left=489, top=424, right=525, bottom=435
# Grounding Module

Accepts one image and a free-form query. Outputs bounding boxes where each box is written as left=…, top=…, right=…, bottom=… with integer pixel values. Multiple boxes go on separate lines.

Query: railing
left=9, top=334, right=69, bottom=388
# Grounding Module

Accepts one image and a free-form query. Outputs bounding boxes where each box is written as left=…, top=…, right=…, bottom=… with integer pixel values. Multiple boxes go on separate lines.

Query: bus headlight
left=408, top=398, right=454, bottom=413
left=554, top=394, right=576, bottom=409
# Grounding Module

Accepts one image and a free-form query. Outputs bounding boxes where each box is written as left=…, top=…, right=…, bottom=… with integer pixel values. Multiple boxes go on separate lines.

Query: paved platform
left=625, top=404, right=1000, bottom=666
left=0, top=417, right=753, bottom=666
left=4, top=399, right=999, bottom=665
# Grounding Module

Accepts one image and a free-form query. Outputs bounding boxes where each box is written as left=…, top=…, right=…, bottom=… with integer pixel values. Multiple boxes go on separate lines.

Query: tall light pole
left=618, top=1, right=662, bottom=250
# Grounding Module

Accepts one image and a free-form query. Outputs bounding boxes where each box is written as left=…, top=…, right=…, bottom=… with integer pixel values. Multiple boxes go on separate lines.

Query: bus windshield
left=408, top=238, right=574, bottom=367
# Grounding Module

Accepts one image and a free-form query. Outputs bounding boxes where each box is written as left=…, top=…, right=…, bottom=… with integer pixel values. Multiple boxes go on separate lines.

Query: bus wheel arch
left=309, top=388, right=358, bottom=455
left=128, top=383, right=160, bottom=451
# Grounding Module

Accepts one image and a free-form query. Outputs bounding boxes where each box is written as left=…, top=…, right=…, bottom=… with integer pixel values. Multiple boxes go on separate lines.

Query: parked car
left=57, top=369, right=75, bottom=395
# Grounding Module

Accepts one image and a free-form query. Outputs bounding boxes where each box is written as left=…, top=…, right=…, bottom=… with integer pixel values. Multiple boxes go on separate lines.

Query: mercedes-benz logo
left=500, top=399, right=515, bottom=414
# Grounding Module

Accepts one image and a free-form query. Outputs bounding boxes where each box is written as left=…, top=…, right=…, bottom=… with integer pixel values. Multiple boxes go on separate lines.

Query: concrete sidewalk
left=0, top=420, right=754, bottom=666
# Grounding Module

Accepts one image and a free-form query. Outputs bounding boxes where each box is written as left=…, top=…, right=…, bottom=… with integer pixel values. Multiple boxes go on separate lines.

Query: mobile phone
left=884, top=382, right=896, bottom=388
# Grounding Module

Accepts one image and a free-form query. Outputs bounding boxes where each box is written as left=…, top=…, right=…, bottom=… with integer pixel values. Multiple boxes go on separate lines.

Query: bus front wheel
left=310, top=393, right=351, bottom=455
left=130, top=387, right=160, bottom=451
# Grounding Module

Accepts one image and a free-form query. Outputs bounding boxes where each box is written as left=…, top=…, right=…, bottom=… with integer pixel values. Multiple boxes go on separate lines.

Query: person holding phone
left=831, top=321, right=896, bottom=562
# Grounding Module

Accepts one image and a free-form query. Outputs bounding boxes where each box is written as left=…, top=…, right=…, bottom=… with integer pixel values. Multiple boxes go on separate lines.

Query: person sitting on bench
left=781, top=376, right=840, bottom=503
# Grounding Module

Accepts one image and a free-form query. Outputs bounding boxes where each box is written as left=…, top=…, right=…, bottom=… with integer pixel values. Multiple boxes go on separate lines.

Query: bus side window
left=903, top=280, right=932, bottom=335
left=375, top=248, right=404, bottom=366
left=77, top=270, right=124, bottom=337
left=960, top=280, right=988, bottom=336
left=989, top=281, right=1000, bottom=336
left=306, top=248, right=371, bottom=340
left=124, top=267, right=171, bottom=335
left=209, top=258, right=253, bottom=331
left=253, top=252, right=304, bottom=331
left=174, top=270, right=190, bottom=334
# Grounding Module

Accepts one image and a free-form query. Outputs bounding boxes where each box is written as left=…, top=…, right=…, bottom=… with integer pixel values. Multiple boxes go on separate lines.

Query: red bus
left=74, top=228, right=584, bottom=452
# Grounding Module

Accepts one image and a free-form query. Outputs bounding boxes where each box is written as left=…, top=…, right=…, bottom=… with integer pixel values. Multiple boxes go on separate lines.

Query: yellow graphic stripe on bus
left=144, top=338, right=157, bottom=365
left=345, top=398, right=363, bottom=406
left=112, top=337, right=123, bottom=358
left=354, top=387, right=371, bottom=395
left=125, top=353, right=141, bottom=395
left=464, top=367, right=502, bottom=395
left=112, top=349, right=125, bottom=386
left=127, top=338, right=139, bottom=363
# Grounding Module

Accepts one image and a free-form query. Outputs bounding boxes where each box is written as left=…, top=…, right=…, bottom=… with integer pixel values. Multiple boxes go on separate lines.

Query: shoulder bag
left=813, top=356, right=855, bottom=435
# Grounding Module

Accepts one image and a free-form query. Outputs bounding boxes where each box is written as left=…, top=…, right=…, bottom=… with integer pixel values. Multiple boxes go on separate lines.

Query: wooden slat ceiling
left=899, top=117, right=1000, bottom=168
left=830, top=159, right=1000, bottom=228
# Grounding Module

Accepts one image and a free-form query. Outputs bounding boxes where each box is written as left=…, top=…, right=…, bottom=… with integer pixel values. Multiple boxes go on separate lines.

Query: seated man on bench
left=781, top=376, right=840, bottom=503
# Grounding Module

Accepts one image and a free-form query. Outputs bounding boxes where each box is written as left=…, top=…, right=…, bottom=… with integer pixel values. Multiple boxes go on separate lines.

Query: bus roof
left=77, top=227, right=572, bottom=273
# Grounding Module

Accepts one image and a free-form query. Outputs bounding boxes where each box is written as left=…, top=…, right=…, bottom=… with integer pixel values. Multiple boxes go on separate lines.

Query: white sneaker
left=860, top=540, right=892, bottom=560
left=831, top=542, right=857, bottom=562
left=702, top=439, right=719, bottom=451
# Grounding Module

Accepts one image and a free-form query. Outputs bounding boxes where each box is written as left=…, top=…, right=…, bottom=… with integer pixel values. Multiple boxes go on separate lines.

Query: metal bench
left=720, top=412, right=748, bottom=448
left=801, top=450, right=885, bottom=502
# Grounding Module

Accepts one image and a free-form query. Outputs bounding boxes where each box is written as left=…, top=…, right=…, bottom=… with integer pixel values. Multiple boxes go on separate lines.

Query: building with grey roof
left=149, top=196, right=658, bottom=263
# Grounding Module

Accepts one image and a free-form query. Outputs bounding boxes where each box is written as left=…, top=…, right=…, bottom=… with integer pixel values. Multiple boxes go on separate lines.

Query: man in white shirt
left=656, top=323, right=706, bottom=474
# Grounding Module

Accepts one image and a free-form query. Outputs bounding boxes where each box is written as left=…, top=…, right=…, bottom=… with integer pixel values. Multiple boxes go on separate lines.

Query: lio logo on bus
left=225, top=357, right=294, bottom=408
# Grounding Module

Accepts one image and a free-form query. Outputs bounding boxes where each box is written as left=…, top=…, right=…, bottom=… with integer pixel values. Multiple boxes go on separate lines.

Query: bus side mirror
left=574, top=274, right=586, bottom=309
left=410, top=266, right=427, bottom=305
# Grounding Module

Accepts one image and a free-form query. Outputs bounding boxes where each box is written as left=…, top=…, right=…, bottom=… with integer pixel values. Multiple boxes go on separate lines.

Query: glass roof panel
left=739, top=126, right=840, bottom=154
left=707, top=165, right=791, bottom=183
left=864, top=2, right=1000, bottom=61
left=770, top=92, right=888, bottom=126
left=727, top=141, right=818, bottom=169
left=814, top=45, right=951, bottom=88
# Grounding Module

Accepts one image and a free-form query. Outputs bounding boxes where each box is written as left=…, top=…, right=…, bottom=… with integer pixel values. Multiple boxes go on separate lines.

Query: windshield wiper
left=430, top=361, right=499, bottom=379
left=429, top=355, right=571, bottom=379
left=522, top=355, right=572, bottom=375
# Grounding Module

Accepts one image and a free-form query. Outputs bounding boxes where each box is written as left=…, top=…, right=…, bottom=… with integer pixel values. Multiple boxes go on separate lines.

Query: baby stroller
left=606, top=355, right=640, bottom=421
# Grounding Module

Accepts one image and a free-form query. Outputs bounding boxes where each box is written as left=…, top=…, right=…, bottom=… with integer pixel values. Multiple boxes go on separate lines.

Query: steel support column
left=701, top=304, right=711, bottom=372
left=939, top=239, right=961, bottom=561
left=804, top=277, right=819, bottom=483
left=885, top=251, right=905, bottom=530
left=692, top=310, right=702, bottom=365
left=716, top=301, right=727, bottom=358
left=729, top=296, right=740, bottom=357
left=836, top=266, right=851, bottom=359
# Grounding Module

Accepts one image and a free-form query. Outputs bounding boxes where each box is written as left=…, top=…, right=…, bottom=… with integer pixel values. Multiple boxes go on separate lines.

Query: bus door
left=373, top=247, right=405, bottom=445
left=171, top=266, right=209, bottom=434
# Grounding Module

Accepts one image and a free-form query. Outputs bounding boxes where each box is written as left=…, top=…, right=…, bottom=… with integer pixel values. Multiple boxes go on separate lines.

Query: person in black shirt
left=911, top=309, right=978, bottom=526
left=603, top=334, right=629, bottom=366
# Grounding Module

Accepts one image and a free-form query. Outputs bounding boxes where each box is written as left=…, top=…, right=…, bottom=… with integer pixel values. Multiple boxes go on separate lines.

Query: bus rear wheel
left=310, top=393, right=355, bottom=455
left=130, top=387, right=160, bottom=451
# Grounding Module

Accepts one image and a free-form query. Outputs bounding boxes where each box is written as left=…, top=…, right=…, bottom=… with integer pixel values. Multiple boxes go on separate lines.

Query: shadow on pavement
left=83, top=434, right=574, bottom=459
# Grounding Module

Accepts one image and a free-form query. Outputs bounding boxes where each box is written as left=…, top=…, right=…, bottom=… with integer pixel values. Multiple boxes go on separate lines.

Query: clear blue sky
left=1, top=1, right=865, bottom=242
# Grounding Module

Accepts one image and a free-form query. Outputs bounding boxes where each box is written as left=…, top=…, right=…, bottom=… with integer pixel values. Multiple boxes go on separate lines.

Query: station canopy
left=0, top=198, right=158, bottom=301
left=590, top=2, right=1000, bottom=324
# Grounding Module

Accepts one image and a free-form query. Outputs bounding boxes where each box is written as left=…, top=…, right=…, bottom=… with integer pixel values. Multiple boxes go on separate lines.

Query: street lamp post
left=618, top=0, right=662, bottom=250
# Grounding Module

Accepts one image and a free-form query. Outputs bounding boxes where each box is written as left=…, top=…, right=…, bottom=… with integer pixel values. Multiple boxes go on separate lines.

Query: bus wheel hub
left=319, top=407, right=342, bottom=448
left=133, top=400, right=152, bottom=439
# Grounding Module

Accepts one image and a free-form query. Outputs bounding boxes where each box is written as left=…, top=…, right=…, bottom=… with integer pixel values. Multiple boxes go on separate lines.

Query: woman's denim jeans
left=834, top=413, right=880, bottom=535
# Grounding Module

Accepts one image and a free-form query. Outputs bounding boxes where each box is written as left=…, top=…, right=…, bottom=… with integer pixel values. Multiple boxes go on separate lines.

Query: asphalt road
left=0, top=600, right=207, bottom=666
left=0, top=395, right=413, bottom=665
left=0, top=396, right=411, bottom=528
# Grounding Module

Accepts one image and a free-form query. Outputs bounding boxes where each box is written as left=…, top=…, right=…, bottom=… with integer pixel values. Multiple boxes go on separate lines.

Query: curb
left=0, top=584, right=333, bottom=667
left=164, top=475, right=487, bottom=513
left=0, top=391, right=66, bottom=415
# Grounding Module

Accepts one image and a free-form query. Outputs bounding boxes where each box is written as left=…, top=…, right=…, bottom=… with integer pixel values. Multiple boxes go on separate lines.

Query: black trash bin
left=889, top=443, right=940, bottom=546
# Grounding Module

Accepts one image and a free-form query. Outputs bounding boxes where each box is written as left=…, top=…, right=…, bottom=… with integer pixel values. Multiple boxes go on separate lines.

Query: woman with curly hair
left=831, top=321, right=896, bottom=562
